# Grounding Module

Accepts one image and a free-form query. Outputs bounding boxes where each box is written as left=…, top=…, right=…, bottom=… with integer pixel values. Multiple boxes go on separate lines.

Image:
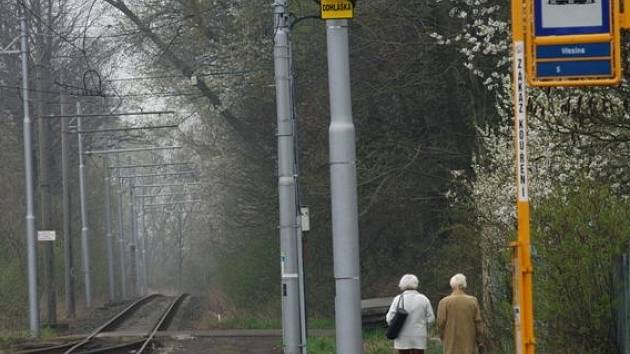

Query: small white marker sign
left=37, top=230, right=56, bottom=242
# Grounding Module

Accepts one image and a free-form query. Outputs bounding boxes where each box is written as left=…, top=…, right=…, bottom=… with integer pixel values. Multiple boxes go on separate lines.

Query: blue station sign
left=527, top=0, right=621, bottom=86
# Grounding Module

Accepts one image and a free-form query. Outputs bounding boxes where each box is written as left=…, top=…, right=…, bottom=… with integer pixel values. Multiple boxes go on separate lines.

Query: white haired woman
left=386, top=274, right=435, bottom=354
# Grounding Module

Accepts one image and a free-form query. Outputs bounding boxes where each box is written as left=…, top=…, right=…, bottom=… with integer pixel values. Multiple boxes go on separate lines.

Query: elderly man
left=437, top=273, right=484, bottom=354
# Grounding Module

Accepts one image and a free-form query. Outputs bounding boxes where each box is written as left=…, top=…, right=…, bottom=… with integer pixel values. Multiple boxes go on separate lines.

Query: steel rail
left=14, top=294, right=161, bottom=354
left=15, top=341, right=78, bottom=354
left=72, top=340, right=146, bottom=354
left=136, top=293, right=189, bottom=353
left=71, top=294, right=189, bottom=354
left=61, top=294, right=161, bottom=354
left=14, top=293, right=187, bottom=354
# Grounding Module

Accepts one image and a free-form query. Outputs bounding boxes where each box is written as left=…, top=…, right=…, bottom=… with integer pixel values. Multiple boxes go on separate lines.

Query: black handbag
left=385, top=294, right=408, bottom=340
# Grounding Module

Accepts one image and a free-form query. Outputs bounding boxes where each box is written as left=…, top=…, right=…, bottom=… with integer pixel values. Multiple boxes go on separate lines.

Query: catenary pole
left=117, top=166, right=128, bottom=299
left=273, top=1, right=303, bottom=353
left=141, top=188, right=148, bottom=294
left=129, top=177, right=141, bottom=295
left=137, top=185, right=147, bottom=295
left=104, top=158, right=116, bottom=302
left=19, top=7, right=40, bottom=337
left=38, top=82, right=56, bottom=327
left=60, top=80, right=75, bottom=318
left=77, top=102, right=92, bottom=307
left=288, top=22, right=308, bottom=352
left=325, top=18, right=363, bottom=353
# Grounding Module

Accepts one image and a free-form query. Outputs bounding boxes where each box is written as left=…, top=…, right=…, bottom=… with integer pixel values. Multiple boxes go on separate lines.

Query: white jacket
left=386, top=290, right=435, bottom=350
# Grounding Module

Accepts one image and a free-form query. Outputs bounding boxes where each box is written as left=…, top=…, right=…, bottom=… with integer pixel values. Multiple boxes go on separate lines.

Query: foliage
left=97, top=0, right=491, bottom=320
left=433, top=0, right=630, bottom=350
left=533, top=182, right=630, bottom=353
left=0, top=2, right=628, bottom=351
left=214, top=222, right=280, bottom=313
left=0, top=331, right=29, bottom=351
left=307, top=329, right=445, bottom=354
left=205, top=314, right=281, bottom=330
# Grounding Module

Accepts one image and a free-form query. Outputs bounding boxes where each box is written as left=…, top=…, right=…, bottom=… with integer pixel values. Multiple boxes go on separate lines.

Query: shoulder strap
left=397, top=294, right=405, bottom=310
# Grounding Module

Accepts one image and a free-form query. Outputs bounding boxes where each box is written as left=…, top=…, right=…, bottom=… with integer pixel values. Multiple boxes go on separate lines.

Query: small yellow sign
left=321, top=0, right=354, bottom=20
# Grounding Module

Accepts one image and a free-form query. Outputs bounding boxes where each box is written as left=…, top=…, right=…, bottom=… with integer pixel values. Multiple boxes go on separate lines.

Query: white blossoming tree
left=433, top=0, right=630, bottom=349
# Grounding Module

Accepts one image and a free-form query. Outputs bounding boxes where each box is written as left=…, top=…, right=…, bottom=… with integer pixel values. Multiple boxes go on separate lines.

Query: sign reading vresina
left=321, top=0, right=354, bottom=19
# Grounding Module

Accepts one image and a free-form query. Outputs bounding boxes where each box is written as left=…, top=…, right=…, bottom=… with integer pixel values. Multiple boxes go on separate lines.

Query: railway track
left=15, top=293, right=188, bottom=354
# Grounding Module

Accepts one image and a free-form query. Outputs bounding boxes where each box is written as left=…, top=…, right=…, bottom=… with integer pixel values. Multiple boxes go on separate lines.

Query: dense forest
left=1, top=1, right=629, bottom=353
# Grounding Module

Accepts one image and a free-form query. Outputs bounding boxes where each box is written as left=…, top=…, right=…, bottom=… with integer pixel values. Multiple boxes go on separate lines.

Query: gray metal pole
left=137, top=192, right=144, bottom=295
left=104, top=159, right=115, bottom=302
left=140, top=195, right=148, bottom=294
left=325, top=19, right=363, bottom=353
left=77, top=102, right=92, bottom=307
left=38, top=85, right=56, bottom=327
left=273, top=2, right=302, bottom=353
left=60, top=82, right=75, bottom=318
left=129, top=178, right=141, bottom=296
left=19, top=10, right=40, bottom=337
left=139, top=194, right=146, bottom=295
left=117, top=166, right=127, bottom=299
left=288, top=26, right=308, bottom=354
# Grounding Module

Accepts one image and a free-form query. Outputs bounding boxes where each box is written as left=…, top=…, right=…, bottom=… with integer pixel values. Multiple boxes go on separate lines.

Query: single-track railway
left=15, top=293, right=188, bottom=354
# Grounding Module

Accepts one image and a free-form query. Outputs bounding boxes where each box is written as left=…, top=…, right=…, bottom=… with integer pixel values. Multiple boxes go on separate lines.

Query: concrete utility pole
left=129, top=177, right=141, bottom=296
left=60, top=83, right=75, bottom=318
left=325, top=18, right=363, bottom=353
left=288, top=18, right=308, bottom=351
left=19, top=9, right=40, bottom=337
left=37, top=80, right=56, bottom=327
left=273, top=1, right=304, bottom=353
left=138, top=187, right=148, bottom=295
left=103, top=158, right=116, bottom=302
left=116, top=158, right=127, bottom=299
left=77, top=102, right=92, bottom=307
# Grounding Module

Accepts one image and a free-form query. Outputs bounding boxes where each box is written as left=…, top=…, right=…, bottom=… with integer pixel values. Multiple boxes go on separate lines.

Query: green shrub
left=533, top=182, right=630, bottom=353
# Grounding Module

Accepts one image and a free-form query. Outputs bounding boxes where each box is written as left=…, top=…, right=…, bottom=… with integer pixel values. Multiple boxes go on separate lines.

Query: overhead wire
left=0, top=83, right=202, bottom=98
left=10, top=1, right=269, bottom=102
left=17, top=0, right=89, bottom=58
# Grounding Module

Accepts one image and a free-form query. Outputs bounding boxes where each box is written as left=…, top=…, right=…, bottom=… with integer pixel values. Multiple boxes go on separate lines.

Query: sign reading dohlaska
left=37, top=230, right=56, bottom=242
left=320, top=0, right=354, bottom=19
left=527, top=0, right=621, bottom=86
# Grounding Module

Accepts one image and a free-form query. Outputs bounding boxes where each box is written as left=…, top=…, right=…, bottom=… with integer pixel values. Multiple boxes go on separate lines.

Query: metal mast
left=273, top=1, right=304, bottom=352
left=19, top=7, right=40, bottom=337
left=325, top=17, right=363, bottom=354
left=77, top=102, right=92, bottom=307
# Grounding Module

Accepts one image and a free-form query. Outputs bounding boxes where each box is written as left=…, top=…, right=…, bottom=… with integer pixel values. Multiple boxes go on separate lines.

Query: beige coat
left=436, top=289, right=483, bottom=354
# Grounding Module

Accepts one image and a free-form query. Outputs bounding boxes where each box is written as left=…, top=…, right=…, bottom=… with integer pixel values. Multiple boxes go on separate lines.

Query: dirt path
left=157, top=336, right=282, bottom=354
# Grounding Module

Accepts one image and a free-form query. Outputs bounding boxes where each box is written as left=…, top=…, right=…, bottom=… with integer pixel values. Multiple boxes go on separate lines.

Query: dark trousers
left=398, top=350, right=424, bottom=354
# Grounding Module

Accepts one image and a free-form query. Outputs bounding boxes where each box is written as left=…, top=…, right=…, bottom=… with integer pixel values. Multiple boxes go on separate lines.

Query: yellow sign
left=321, top=0, right=354, bottom=20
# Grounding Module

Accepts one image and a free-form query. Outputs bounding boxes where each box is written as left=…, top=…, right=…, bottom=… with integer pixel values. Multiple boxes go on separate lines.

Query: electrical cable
left=0, top=84, right=202, bottom=98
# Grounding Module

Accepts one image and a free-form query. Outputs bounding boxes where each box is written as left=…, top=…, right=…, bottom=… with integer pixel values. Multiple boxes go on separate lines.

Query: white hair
left=450, top=273, right=467, bottom=290
left=398, top=274, right=419, bottom=291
